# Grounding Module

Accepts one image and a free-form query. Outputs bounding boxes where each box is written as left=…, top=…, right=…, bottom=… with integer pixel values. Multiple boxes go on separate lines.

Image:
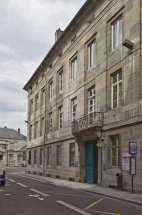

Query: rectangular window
left=41, top=88, right=45, bottom=106
left=112, top=70, right=122, bottom=109
left=88, top=87, right=95, bottom=125
left=72, top=98, right=77, bottom=121
left=29, top=151, right=31, bottom=165
left=35, top=95, right=38, bottom=111
left=59, top=106, right=63, bottom=129
left=41, top=118, right=44, bottom=136
left=57, top=145, right=61, bottom=166
left=30, top=100, right=33, bottom=115
left=112, top=18, right=122, bottom=49
left=34, top=150, right=37, bottom=165
left=49, top=113, right=52, bottom=132
left=40, top=148, right=43, bottom=165
left=89, top=42, right=96, bottom=67
left=59, top=71, right=63, bottom=92
left=111, top=136, right=119, bottom=167
left=49, top=81, right=53, bottom=100
left=30, top=125, right=32, bottom=140
left=70, top=143, right=75, bottom=166
left=35, top=121, right=38, bottom=138
left=47, top=147, right=51, bottom=165
left=71, top=58, right=77, bottom=80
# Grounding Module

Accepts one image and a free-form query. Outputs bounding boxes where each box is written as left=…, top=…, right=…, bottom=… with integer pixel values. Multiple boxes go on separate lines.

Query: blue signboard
left=129, top=142, right=137, bottom=154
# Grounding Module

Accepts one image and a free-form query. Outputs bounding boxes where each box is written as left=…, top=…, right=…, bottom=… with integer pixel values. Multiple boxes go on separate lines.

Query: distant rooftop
left=0, top=127, right=26, bottom=140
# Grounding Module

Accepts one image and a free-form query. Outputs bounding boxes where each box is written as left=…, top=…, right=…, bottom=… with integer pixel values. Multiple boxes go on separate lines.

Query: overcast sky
left=0, top=0, right=86, bottom=136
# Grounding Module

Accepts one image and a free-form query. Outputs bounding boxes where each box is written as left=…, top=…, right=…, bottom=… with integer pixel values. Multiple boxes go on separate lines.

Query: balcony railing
left=71, top=112, right=103, bottom=134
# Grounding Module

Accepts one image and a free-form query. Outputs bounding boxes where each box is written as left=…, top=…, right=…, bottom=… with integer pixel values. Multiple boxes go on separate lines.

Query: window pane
left=112, top=136, right=117, bottom=145
left=113, top=74, right=117, bottom=84
left=114, top=22, right=117, bottom=48
left=112, top=157, right=116, bottom=166
left=112, top=147, right=117, bottom=156
left=119, top=19, right=122, bottom=45
left=93, top=43, right=96, bottom=65
left=90, top=99, right=93, bottom=105
left=119, top=71, right=122, bottom=81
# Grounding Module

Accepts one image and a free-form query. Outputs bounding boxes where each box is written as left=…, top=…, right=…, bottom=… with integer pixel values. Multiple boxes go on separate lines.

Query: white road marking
left=57, top=201, right=92, bottom=215
left=18, top=174, right=46, bottom=183
left=5, top=194, right=11, bottom=196
left=29, top=194, right=44, bottom=200
left=17, top=183, right=28, bottom=188
left=30, top=189, right=49, bottom=197
left=8, top=179, right=16, bottom=182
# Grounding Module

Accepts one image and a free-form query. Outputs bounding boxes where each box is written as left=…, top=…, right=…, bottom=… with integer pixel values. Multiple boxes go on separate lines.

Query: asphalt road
left=0, top=167, right=142, bottom=215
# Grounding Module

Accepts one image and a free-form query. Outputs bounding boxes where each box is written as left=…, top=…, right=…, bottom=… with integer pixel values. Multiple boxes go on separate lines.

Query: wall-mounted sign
left=129, top=142, right=137, bottom=154
left=97, top=142, right=105, bottom=148
left=130, top=157, right=136, bottom=175
left=122, top=153, right=130, bottom=172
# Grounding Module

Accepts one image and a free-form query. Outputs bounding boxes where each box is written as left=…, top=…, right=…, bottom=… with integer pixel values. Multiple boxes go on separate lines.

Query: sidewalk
left=21, top=172, right=142, bottom=207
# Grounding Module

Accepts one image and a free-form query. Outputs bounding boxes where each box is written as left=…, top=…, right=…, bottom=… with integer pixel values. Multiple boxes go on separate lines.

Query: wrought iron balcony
left=71, top=112, right=103, bottom=134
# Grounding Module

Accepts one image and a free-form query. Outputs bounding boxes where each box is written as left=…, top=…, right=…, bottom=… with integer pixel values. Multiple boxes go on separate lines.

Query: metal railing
left=71, top=112, right=103, bottom=134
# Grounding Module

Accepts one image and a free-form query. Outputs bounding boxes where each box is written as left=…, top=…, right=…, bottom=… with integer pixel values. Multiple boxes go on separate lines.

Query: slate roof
left=0, top=128, right=26, bottom=140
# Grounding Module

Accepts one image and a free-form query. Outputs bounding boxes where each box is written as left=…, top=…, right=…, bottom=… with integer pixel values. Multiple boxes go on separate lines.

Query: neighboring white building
left=0, top=127, right=27, bottom=167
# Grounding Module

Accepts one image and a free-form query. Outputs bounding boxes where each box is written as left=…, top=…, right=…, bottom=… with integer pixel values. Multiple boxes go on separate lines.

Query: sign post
left=129, top=142, right=137, bottom=194
left=130, top=157, right=136, bottom=193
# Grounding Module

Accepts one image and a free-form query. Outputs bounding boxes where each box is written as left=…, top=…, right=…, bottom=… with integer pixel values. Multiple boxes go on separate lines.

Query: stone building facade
left=24, top=0, right=142, bottom=192
left=0, top=127, right=27, bottom=167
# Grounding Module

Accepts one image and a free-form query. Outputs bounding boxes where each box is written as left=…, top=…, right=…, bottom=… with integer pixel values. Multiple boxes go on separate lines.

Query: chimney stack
left=55, top=28, right=63, bottom=42
left=18, top=128, right=20, bottom=135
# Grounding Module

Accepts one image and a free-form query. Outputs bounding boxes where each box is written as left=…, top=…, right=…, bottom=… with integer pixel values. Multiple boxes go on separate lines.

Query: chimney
left=55, top=28, right=63, bottom=42
left=17, top=128, right=20, bottom=135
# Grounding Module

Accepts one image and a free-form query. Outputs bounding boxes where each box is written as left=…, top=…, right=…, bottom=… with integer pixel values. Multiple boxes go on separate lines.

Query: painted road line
left=57, top=201, right=92, bottom=215
left=18, top=174, right=46, bottom=183
left=88, top=210, right=121, bottom=215
left=44, top=192, right=99, bottom=198
left=30, top=189, right=49, bottom=197
left=84, top=198, right=103, bottom=211
left=17, top=183, right=28, bottom=188
left=8, top=179, right=16, bottom=182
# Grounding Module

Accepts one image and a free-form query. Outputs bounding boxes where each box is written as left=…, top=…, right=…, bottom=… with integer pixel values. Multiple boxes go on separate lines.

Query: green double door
left=85, top=140, right=98, bottom=184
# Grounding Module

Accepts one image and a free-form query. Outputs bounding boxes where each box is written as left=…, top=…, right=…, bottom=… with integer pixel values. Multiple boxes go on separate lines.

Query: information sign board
left=130, top=157, right=136, bottom=175
left=122, top=153, right=130, bottom=172
left=129, top=142, right=137, bottom=154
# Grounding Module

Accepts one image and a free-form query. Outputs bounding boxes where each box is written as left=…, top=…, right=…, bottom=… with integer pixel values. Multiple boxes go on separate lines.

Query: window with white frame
left=47, top=147, right=51, bottom=165
left=57, top=145, right=61, bottom=166
left=88, top=41, right=96, bottom=67
left=49, top=112, right=52, bottom=132
left=112, top=18, right=122, bottom=50
left=88, top=87, right=95, bottom=125
left=35, top=95, right=38, bottom=111
left=71, top=58, right=77, bottom=80
left=59, top=71, right=63, bottom=92
left=30, top=100, right=33, bottom=115
left=49, top=80, right=53, bottom=100
left=112, top=70, right=122, bottom=109
left=72, top=98, right=77, bottom=121
left=111, top=136, right=119, bottom=167
left=35, top=121, right=38, bottom=138
left=40, top=148, right=43, bottom=165
left=41, top=88, right=45, bottom=106
left=70, top=143, right=75, bottom=166
left=59, top=106, right=63, bottom=129
left=34, top=150, right=37, bottom=164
